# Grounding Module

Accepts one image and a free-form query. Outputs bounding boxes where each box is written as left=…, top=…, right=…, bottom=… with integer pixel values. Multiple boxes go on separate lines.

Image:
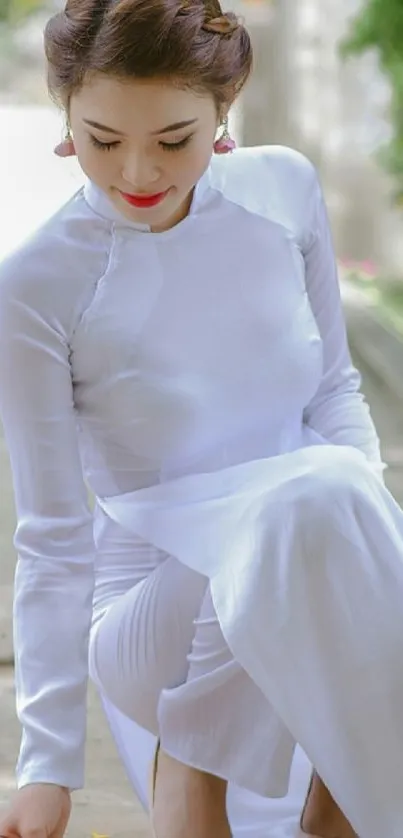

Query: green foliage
left=340, top=0, right=403, bottom=205
left=0, top=0, right=46, bottom=24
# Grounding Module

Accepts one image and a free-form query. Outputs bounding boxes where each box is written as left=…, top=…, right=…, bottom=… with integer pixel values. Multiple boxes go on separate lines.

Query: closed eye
left=160, top=135, right=193, bottom=152
left=89, top=135, right=120, bottom=151
left=89, top=134, right=193, bottom=153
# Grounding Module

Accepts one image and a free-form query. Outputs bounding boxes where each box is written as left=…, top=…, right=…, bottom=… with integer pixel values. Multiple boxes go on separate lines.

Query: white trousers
left=89, top=548, right=294, bottom=791
left=89, top=447, right=403, bottom=837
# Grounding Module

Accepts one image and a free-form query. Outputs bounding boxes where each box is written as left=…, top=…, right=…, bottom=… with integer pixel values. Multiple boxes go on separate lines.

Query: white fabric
left=88, top=524, right=294, bottom=797
left=101, top=696, right=313, bottom=838
left=98, top=445, right=403, bottom=838
left=0, top=143, right=395, bottom=833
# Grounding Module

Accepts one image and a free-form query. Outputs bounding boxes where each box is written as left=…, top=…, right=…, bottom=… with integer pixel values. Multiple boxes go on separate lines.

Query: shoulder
left=210, top=144, right=317, bottom=197
left=0, top=188, right=112, bottom=334
left=209, top=145, right=320, bottom=241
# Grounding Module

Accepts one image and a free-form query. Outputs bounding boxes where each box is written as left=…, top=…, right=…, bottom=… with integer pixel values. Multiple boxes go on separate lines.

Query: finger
left=50, top=828, right=67, bottom=838
left=0, top=826, right=21, bottom=838
left=12, top=825, right=46, bottom=838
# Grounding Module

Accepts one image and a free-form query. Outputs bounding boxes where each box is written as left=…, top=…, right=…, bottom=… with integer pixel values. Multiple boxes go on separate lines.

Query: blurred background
left=1, top=2, right=403, bottom=833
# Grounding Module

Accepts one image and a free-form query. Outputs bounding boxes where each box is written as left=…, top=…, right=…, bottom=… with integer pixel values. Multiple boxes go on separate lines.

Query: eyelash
left=89, top=135, right=192, bottom=152
left=161, top=136, right=192, bottom=152
left=90, top=137, right=119, bottom=152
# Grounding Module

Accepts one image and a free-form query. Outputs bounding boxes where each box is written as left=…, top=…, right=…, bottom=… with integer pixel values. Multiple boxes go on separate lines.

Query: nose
left=121, top=150, right=161, bottom=190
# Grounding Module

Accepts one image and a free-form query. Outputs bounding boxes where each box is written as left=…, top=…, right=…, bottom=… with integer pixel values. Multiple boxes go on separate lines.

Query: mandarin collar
left=83, top=163, right=212, bottom=232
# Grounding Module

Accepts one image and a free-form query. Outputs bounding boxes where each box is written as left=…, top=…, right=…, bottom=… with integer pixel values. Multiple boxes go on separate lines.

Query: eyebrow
left=83, top=118, right=198, bottom=136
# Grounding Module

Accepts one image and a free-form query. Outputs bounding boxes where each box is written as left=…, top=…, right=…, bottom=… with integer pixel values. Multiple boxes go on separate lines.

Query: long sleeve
left=0, top=263, right=95, bottom=790
left=301, top=171, right=385, bottom=478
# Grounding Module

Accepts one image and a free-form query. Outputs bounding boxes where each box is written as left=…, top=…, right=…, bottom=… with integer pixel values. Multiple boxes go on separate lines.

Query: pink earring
left=54, top=127, right=76, bottom=158
left=214, top=118, right=236, bottom=154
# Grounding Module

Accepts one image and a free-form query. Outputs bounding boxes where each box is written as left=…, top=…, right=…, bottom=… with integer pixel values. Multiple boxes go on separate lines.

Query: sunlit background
left=1, top=1, right=403, bottom=833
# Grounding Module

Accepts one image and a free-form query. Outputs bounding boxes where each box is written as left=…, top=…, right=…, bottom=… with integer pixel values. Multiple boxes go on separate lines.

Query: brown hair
left=44, top=0, right=253, bottom=115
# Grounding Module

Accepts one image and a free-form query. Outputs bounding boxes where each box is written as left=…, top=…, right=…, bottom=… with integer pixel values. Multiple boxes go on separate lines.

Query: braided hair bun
left=45, top=0, right=253, bottom=111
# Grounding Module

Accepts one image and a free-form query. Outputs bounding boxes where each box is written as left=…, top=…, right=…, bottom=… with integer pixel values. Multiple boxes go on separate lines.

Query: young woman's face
left=69, top=76, right=219, bottom=231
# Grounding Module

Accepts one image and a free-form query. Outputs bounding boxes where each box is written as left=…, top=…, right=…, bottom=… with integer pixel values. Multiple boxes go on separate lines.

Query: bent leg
left=159, top=586, right=295, bottom=795
left=214, top=456, right=403, bottom=838
left=162, top=583, right=354, bottom=838
left=90, top=556, right=234, bottom=838
left=89, top=555, right=208, bottom=731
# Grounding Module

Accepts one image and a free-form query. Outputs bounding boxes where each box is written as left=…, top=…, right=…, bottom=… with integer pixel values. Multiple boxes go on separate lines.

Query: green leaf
left=0, top=0, right=46, bottom=23
left=340, top=0, right=403, bottom=205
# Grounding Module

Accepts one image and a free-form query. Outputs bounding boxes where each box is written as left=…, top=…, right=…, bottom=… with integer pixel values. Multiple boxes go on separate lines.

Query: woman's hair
left=44, top=0, right=253, bottom=114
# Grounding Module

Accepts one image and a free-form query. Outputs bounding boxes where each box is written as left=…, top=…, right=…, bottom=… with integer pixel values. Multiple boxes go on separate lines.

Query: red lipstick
left=120, top=189, right=169, bottom=208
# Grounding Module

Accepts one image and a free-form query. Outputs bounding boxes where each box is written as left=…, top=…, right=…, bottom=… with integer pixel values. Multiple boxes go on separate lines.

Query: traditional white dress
left=2, top=145, right=403, bottom=838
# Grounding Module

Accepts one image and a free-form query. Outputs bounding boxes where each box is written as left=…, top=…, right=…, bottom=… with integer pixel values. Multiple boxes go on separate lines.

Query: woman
left=0, top=1, right=402, bottom=836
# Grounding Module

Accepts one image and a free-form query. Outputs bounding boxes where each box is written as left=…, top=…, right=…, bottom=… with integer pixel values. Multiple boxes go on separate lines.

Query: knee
left=297, top=448, right=376, bottom=519
left=105, top=678, right=160, bottom=733
left=89, top=622, right=161, bottom=733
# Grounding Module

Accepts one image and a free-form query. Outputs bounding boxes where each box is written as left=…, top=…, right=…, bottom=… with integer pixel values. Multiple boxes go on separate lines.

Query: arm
left=301, top=170, right=385, bottom=478
left=0, top=269, right=95, bottom=790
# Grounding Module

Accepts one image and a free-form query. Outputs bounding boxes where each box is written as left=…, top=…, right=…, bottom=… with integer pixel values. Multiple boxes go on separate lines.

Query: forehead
left=70, top=75, right=215, bottom=132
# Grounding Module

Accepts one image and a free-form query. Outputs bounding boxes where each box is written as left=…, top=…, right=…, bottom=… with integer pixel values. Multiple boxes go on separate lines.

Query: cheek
left=74, top=139, right=116, bottom=183
left=174, top=145, right=213, bottom=188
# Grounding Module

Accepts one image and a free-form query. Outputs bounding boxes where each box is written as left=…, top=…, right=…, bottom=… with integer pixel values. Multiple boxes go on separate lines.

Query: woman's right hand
left=0, top=783, right=71, bottom=838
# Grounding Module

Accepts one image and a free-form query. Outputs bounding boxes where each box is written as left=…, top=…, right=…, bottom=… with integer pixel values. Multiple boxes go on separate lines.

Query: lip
left=119, top=189, right=169, bottom=208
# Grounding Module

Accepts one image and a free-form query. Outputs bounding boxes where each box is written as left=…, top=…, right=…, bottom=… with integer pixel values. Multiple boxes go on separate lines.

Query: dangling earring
left=54, top=125, right=76, bottom=158
left=213, top=117, right=236, bottom=154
